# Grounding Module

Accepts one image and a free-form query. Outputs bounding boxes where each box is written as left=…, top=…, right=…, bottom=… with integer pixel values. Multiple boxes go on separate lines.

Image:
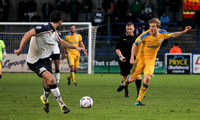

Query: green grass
left=0, top=73, right=200, bottom=120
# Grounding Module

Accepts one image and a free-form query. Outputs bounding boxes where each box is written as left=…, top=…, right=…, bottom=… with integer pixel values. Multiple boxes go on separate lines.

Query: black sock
left=0, top=75, right=2, bottom=78
left=122, top=81, right=128, bottom=93
left=135, top=79, right=142, bottom=95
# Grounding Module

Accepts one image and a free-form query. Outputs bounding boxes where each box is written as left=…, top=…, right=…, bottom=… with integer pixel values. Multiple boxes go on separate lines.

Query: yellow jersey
left=135, top=29, right=172, bottom=59
left=63, top=33, right=82, bottom=55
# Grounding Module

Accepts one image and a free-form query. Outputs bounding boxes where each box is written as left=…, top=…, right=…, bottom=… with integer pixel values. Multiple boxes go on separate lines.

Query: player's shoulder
left=35, top=23, right=54, bottom=34
left=63, top=33, right=71, bottom=38
left=138, top=30, right=150, bottom=40
left=158, top=29, right=171, bottom=34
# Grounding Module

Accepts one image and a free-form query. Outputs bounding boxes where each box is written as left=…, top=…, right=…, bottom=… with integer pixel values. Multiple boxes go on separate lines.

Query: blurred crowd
left=0, top=0, right=182, bottom=24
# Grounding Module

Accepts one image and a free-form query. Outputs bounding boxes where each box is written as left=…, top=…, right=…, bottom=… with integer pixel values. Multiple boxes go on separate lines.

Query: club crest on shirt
left=159, top=39, right=162, bottom=43
left=76, top=37, right=78, bottom=40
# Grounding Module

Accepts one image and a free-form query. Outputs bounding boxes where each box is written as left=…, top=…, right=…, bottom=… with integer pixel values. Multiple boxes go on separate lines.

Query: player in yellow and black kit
left=117, top=18, right=192, bottom=106
left=63, top=25, right=87, bottom=86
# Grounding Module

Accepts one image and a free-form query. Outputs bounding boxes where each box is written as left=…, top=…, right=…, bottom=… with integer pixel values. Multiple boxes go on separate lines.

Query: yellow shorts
left=0, top=62, right=2, bottom=71
left=131, top=58, right=156, bottom=78
left=67, top=53, right=80, bottom=68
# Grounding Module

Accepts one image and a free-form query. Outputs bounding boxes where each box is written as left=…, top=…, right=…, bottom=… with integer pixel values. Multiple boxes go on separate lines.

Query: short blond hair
left=148, top=18, right=161, bottom=28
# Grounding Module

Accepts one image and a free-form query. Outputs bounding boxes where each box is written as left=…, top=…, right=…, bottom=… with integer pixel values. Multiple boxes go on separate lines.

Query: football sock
left=137, top=83, right=148, bottom=102
left=0, top=75, right=2, bottom=79
left=55, top=69, right=60, bottom=83
left=43, top=87, right=50, bottom=102
left=71, top=70, right=75, bottom=84
left=122, top=81, right=128, bottom=92
left=135, top=79, right=142, bottom=96
left=123, top=76, right=130, bottom=86
left=49, top=84, right=64, bottom=107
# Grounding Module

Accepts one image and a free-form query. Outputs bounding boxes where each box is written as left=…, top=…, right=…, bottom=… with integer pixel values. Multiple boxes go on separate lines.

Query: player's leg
left=72, top=56, right=79, bottom=86
left=135, top=75, right=142, bottom=97
left=135, top=59, right=155, bottom=106
left=135, top=74, right=151, bottom=106
left=66, top=54, right=74, bottom=85
left=54, top=59, right=60, bottom=85
left=69, top=65, right=76, bottom=86
left=42, top=71, right=70, bottom=113
left=117, top=58, right=144, bottom=92
left=122, top=75, right=129, bottom=97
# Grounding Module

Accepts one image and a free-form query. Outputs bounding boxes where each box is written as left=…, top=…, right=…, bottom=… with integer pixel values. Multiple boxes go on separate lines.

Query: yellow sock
left=71, top=71, right=75, bottom=83
left=137, top=84, right=148, bottom=102
left=123, top=76, right=130, bottom=86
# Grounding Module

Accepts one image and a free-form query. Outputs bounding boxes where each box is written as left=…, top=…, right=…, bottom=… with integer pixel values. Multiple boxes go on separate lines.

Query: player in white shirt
left=14, top=11, right=86, bottom=114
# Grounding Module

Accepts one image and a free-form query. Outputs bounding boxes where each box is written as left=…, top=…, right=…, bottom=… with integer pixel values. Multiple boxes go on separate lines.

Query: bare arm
left=59, top=39, right=83, bottom=51
left=79, top=41, right=87, bottom=56
left=61, top=46, right=66, bottom=60
left=171, top=26, right=192, bottom=38
left=115, top=49, right=126, bottom=62
left=14, top=29, right=36, bottom=56
left=3, top=47, right=6, bottom=56
left=130, top=43, right=138, bottom=64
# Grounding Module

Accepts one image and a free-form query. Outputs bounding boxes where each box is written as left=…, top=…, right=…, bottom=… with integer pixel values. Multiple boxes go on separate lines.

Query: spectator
left=0, top=7, right=4, bottom=21
left=129, top=0, right=143, bottom=17
left=169, top=42, right=182, bottom=53
left=102, top=0, right=114, bottom=13
left=42, top=0, right=54, bottom=21
left=169, top=0, right=181, bottom=22
left=147, top=12, right=154, bottom=21
left=17, top=0, right=26, bottom=22
left=116, top=0, right=129, bottom=22
left=26, top=0, right=37, bottom=21
left=55, top=0, right=66, bottom=14
left=137, top=9, right=148, bottom=23
left=136, top=25, right=145, bottom=36
left=157, top=0, right=166, bottom=18
left=143, top=0, right=153, bottom=15
left=22, top=12, right=29, bottom=22
left=93, top=7, right=103, bottom=25
left=68, top=0, right=80, bottom=22
left=160, top=11, right=169, bottom=30
left=193, top=8, right=200, bottom=36
left=31, top=11, right=41, bottom=22
left=81, top=0, right=93, bottom=22
left=125, top=11, right=138, bottom=23
left=0, top=0, right=9, bottom=21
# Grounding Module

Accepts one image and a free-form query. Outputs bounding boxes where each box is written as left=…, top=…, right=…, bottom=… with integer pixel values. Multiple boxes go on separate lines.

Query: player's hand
left=61, top=54, right=66, bottom=60
left=120, top=56, right=126, bottom=62
left=14, top=49, right=21, bottom=56
left=83, top=48, right=87, bottom=56
left=130, top=58, right=135, bottom=65
left=75, top=47, right=82, bottom=51
left=184, top=26, right=192, bottom=33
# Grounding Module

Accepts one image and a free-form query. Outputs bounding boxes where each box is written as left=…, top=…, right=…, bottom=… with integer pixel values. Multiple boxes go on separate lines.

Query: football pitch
left=0, top=73, right=199, bottom=120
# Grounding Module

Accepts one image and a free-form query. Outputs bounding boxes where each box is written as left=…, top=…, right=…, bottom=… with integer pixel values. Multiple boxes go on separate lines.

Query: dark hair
left=126, top=22, right=134, bottom=27
left=174, top=42, right=179, bottom=46
left=50, top=10, right=65, bottom=23
left=70, top=24, right=75, bottom=28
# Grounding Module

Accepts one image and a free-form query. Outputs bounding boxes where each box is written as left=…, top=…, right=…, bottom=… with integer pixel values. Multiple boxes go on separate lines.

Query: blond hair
left=148, top=18, right=161, bottom=28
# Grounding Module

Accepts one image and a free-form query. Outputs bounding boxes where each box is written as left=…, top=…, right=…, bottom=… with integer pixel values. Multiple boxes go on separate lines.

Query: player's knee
left=48, top=76, right=56, bottom=84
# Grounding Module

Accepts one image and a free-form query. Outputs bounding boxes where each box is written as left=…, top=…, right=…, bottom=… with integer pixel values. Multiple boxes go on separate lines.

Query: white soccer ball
left=80, top=96, right=93, bottom=108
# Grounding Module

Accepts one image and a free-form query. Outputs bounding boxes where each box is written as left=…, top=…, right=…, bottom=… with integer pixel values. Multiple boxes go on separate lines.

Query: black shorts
left=119, top=61, right=133, bottom=76
left=51, top=54, right=60, bottom=60
left=27, top=58, right=52, bottom=77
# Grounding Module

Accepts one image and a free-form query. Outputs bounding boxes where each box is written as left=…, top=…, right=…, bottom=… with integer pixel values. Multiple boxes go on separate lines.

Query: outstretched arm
left=14, top=29, right=36, bottom=56
left=171, top=26, right=192, bottom=38
left=60, top=39, right=83, bottom=51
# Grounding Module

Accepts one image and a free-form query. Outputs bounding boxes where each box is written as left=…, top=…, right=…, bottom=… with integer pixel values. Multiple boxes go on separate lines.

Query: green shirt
left=0, top=40, right=5, bottom=60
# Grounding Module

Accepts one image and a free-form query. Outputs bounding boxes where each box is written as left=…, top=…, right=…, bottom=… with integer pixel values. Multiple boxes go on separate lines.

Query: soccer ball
left=80, top=96, right=93, bottom=108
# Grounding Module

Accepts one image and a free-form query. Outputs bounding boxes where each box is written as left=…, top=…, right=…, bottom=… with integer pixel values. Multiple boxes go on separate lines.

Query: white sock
left=50, top=87, right=64, bottom=107
left=55, top=73, right=60, bottom=83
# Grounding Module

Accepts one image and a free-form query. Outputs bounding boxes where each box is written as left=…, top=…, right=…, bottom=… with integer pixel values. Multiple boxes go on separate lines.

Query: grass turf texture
left=0, top=73, right=199, bottom=120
